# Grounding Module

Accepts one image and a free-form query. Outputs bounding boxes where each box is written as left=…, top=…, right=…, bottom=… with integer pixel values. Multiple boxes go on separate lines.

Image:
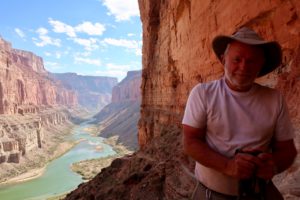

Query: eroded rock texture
left=0, top=37, right=77, bottom=115
left=0, top=37, right=78, bottom=165
left=65, top=1, right=300, bottom=199
left=0, top=109, right=70, bottom=164
left=111, top=70, right=141, bottom=103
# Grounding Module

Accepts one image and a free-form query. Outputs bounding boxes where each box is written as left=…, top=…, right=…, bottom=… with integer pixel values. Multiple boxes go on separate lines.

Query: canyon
left=93, top=70, right=141, bottom=150
left=0, top=36, right=78, bottom=168
left=51, top=73, right=118, bottom=111
left=65, top=1, right=300, bottom=200
left=0, top=35, right=121, bottom=184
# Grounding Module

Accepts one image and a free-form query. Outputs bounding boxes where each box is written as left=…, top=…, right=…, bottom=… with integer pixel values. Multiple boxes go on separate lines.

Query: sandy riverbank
left=0, top=140, right=78, bottom=187
left=71, top=136, right=134, bottom=180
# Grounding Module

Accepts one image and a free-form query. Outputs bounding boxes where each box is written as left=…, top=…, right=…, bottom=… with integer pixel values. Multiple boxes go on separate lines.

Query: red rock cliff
left=0, top=37, right=77, bottom=114
left=111, top=70, right=142, bottom=103
left=65, top=1, right=300, bottom=199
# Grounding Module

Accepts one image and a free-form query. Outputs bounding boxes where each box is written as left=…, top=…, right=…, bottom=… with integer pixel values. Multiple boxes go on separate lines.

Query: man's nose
left=238, top=59, right=250, bottom=71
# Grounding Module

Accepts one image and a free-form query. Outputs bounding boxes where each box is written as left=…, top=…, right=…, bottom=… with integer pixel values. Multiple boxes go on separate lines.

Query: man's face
left=222, top=41, right=265, bottom=92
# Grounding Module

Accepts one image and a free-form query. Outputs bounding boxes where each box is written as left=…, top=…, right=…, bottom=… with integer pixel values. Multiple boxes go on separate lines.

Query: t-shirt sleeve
left=182, top=84, right=207, bottom=129
left=274, top=93, right=295, bottom=141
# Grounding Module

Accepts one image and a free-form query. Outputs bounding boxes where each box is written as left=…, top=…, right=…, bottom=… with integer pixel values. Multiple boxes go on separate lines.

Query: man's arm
left=273, top=139, right=297, bottom=173
left=256, top=139, right=297, bottom=180
left=182, top=124, right=261, bottom=179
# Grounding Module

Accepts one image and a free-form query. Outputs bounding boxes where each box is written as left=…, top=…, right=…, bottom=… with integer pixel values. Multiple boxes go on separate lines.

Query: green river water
left=0, top=121, right=116, bottom=200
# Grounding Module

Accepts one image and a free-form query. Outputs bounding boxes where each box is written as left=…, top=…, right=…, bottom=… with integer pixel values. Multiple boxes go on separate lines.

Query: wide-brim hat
left=212, top=27, right=282, bottom=77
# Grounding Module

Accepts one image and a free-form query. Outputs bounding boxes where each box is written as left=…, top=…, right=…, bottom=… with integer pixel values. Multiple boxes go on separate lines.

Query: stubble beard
left=224, top=69, right=255, bottom=91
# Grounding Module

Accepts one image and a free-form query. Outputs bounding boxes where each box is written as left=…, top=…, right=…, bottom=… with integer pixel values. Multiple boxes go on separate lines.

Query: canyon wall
left=111, top=70, right=141, bottom=103
left=65, top=1, right=300, bottom=199
left=0, top=37, right=77, bottom=115
left=0, top=109, right=70, bottom=164
left=0, top=37, right=78, bottom=166
left=51, top=73, right=117, bottom=111
left=93, top=70, right=142, bottom=150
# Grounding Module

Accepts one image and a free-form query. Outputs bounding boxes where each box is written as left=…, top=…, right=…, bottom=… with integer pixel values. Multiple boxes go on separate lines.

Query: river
left=0, top=121, right=116, bottom=200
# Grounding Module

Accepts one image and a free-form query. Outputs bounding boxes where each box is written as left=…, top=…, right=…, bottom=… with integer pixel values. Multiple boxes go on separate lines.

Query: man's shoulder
left=254, top=83, right=281, bottom=95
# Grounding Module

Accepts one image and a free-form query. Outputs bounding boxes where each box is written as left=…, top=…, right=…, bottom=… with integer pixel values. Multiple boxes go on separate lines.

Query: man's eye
left=232, top=57, right=241, bottom=63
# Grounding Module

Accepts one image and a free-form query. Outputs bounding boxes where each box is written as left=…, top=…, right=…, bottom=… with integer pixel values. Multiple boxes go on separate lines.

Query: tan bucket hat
left=212, top=27, right=282, bottom=77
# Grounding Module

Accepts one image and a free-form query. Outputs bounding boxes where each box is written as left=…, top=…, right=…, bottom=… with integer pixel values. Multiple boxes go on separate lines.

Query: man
left=182, top=27, right=297, bottom=199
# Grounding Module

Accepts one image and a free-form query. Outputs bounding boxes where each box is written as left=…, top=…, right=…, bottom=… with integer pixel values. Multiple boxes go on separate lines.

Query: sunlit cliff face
left=223, top=41, right=265, bottom=92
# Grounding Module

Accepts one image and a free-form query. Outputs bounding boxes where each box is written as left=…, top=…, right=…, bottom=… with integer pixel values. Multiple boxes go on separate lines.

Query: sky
left=0, top=0, right=142, bottom=82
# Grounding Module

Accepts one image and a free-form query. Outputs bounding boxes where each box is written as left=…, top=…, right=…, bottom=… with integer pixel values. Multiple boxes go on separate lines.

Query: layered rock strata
left=0, top=37, right=77, bottom=115
left=0, top=108, right=70, bottom=164
left=0, top=36, right=78, bottom=166
left=66, top=1, right=300, bottom=199
left=111, top=70, right=141, bottom=103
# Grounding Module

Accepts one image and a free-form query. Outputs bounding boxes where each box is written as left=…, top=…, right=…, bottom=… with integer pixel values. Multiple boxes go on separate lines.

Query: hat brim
left=212, top=35, right=282, bottom=77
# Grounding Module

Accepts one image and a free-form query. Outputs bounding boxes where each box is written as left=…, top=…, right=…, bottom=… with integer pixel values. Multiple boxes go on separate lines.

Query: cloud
left=49, top=19, right=105, bottom=37
left=15, top=28, right=26, bottom=38
left=96, top=62, right=140, bottom=81
left=127, top=33, right=135, bottom=37
left=106, top=63, right=132, bottom=70
left=74, top=51, right=92, bottom=57
left=33, top=27, right=61, bottom=47
left=36, top=27, right=48, bottom=35
left=102, top=38, right=141, bottom=55
left=44, top=61, right=61, bottom=70
left=55, top=52, right=62, bottom=59
left=74, top=57, right=101, bottom=66
left=75, top=21, right=105, bottom=36
left=44, top=52, right=52, bottom=56
left=102, top=0, right=140, bottom=21
left=71, top=37, right=99, bottom=51
left=49, top=19, right=76, bottom=37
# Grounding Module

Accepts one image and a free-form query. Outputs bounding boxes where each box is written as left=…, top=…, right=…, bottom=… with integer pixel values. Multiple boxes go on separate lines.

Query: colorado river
left=0, top=121, right=116, bottom=200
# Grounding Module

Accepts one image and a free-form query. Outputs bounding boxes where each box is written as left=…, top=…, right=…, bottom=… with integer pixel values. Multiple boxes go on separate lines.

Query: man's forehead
left=228, top=41, right=265, bottom=55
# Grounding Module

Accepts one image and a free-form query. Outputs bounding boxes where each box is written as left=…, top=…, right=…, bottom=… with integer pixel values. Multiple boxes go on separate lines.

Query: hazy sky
left=0, top=0, right=142, bottom=81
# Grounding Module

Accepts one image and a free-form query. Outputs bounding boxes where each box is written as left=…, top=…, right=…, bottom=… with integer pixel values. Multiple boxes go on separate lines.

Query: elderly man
left=182, top=27, right=297, bottom=200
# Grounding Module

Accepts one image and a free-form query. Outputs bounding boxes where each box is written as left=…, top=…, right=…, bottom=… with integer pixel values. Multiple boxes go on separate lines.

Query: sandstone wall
left=111, top=70, right=142, bottom=103
left=0, top=37, right=77, bottom=114
left=0, top=108, right=70, bottom=164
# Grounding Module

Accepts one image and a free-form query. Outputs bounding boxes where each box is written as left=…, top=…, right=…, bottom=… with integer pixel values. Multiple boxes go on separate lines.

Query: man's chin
left=228, top=79, right=253, bottom=91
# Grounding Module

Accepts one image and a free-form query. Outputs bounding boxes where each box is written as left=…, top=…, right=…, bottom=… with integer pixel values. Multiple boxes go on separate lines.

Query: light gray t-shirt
left=182, top=78, right=294, bottom=195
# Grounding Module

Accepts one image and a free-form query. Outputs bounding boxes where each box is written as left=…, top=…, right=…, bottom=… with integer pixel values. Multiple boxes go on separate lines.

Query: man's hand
left=256, top=153, right=276, bottom=180
left=225, top=153, right=262, bottom=179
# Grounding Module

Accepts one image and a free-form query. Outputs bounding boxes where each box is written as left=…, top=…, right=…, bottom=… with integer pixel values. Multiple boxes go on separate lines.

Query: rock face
left=51, top=73, right=118, bottom=111
left=0, top=37, right=77, bottom=115
left=0, top=37, right=78, bottom=165
left=93, top=71, right=142, bottom=150
left=111, top=70, right=141, bottom=103
left=0, top=108, right=69, bottom=164
left=65, top=1, right=300, bottom=200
